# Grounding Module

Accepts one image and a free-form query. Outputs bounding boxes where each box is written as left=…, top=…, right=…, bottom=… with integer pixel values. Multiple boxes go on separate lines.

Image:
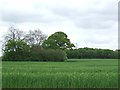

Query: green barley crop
left=2, top=59, right=118, bottom=88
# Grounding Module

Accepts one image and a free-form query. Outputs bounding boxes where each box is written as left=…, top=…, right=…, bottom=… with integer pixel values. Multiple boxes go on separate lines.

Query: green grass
left=2, top=59, right=118, bottom=88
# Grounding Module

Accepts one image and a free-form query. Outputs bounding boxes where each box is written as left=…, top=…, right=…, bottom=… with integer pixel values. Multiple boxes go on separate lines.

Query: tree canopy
left=42, top=31, right=75, bottom=50
left=2, top=27, right=68, bottom=61
left=2, top=27, right=46, bottom=61
left=24, top=29, right=47, bottom=46
left=2, top=39, right=31, bottom=60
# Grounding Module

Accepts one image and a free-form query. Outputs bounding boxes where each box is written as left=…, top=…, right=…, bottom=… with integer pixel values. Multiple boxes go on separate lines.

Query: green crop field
left=2, top=59, right=118, bottom=88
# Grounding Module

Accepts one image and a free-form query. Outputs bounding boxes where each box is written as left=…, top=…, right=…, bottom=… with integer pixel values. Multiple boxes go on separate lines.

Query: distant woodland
left=2, top=26, right=119, bottom=61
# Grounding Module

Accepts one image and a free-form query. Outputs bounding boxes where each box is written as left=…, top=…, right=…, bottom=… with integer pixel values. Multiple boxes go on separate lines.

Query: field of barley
left=2, top=59, right=118, bottom=88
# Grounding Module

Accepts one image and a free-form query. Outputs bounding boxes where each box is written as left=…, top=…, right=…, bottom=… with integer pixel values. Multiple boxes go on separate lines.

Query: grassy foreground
left=2, top=59, right=118, bottom=88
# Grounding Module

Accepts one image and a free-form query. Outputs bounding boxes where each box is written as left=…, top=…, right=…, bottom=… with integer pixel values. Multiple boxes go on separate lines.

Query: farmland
left=2, top=59, right=118, bottom=88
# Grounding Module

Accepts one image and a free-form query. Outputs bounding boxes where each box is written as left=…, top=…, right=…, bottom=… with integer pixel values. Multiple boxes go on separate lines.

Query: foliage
left=2, top=41, right=67, bottom=61
left=66, top=47, right=118, bottom=59
left=2, top=40, right=31, bottom=61
left=30, top=46, right=67, bottom=61
left=2, top=59, right=118, bottom=88
left=115, top=49, right=120, bottom=59
left=2, top=27, right=118, bottom=61
left=42, top=31, right=75, bottom=50
left=2, top=26, right=24, bottom=51
left=2, top=27, right=48, bottom=61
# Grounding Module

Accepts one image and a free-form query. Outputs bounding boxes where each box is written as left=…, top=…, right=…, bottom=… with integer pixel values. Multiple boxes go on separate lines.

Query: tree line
left=2, top=26, right=119, bottom=61
left=66, top=47, right=118, bottom=59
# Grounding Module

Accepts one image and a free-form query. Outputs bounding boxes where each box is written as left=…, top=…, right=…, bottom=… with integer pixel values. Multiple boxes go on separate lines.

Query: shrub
left=30, top=49, right=67, bottom=61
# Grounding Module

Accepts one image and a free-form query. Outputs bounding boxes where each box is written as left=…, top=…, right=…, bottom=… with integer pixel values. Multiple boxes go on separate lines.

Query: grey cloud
left=1, top=11, right=43, bottom=23
left=1, top=9, right=65, bottom=24
left=84, top=37, right=111, bottom=44
left=0, top=0, right=117, bottom=30
left=75, top=16, right=115, bottom=29
left=50, top=1, right=117, bottom=29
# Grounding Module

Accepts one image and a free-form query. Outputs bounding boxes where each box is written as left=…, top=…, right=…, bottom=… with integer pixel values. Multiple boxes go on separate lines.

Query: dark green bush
left=2, top=43, right=67, bottom=61
left=30, top=49, right=67, bottom=61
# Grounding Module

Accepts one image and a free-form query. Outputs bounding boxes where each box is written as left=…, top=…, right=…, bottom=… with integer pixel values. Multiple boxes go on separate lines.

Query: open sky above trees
left=0, top=0, right=118, bottom=56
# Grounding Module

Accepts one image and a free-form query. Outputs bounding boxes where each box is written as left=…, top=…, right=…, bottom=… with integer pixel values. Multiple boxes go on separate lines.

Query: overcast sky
left=0, top=0, right=118, bottom=56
